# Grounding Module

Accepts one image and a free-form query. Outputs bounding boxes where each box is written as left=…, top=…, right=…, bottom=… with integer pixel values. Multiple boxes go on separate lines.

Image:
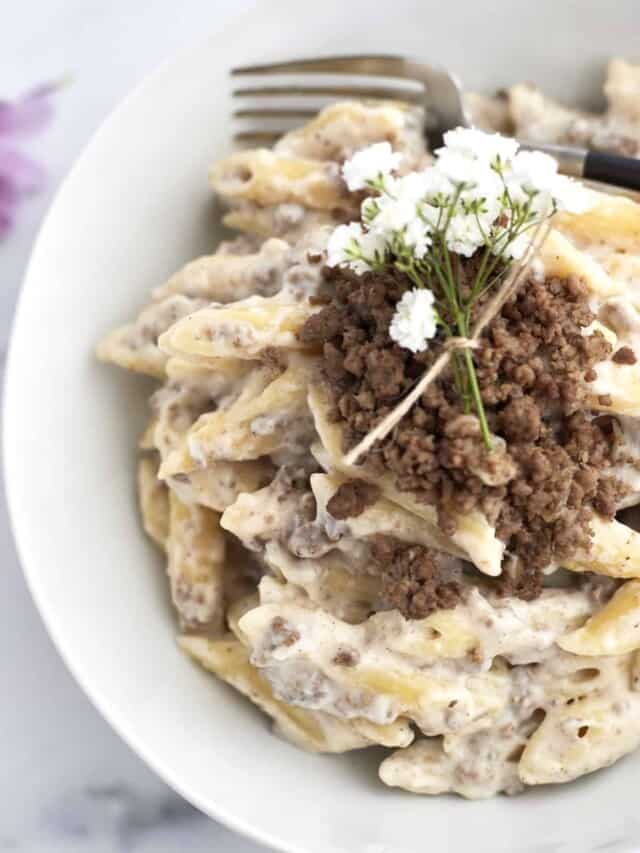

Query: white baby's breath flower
left=419, top=201, right=444, bottom=230
left=503, top=178, right=555, bottom=222
left=442, top=127, right=519, bottom=169
left=500, top=229, right=531, bottom=260
left=361, top=196, right=380, bottom=224
left=389, top=288, right=438, bottom=353
left=435, top=149, right=486, bottom=187
left=369, top=196, right=416, bottom=234
left=445, top=211, right=486, bottom=257
left=420, top=168, right=455, bottom=203
left=326, top=222, right=364, bottom=267
left=460, top=168, right=503, bottom=217
left=328, top=126, right=593, bottom=287
left=509, top=149, right=559, bottom=194
left=326, top=218, right=387, bottom=274
left=530, top=190, right=557, bottom=218
left=404, top=218, right=431, bottom=258
left=508, top=149, right=593, bottom=215
left=347, top=258, right=372, bottom=275
left=342, top=142, right=402, bottom=191
left=549, top=174, right=593, bottom=214
left=390, top=170, right=437, bottom=203
left=357, top=229, right=388, bottom=271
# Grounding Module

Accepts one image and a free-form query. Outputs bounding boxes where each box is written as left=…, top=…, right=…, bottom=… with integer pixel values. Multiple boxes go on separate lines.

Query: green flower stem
left=462, top=346, right=492, bottom=449
left=412, top=234, right=493, bottom=440
left=454, top=306, right=492, bottom=450
left=391, top=183, right=543, bottom=452
left=450, top=351, right=470, bottom=411
left=468, top=244, right=493, bottom=301
left=442, top=243, right=460, bottom=312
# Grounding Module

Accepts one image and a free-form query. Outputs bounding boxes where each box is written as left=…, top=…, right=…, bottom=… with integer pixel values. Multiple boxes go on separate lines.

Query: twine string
left=444, top=336, right=479, bottom=351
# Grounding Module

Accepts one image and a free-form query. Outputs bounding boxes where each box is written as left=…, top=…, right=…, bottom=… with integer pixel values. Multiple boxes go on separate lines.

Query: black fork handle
left=522, top=141, right=640, bottom=193
left=583, top=150, right=640, bottom=191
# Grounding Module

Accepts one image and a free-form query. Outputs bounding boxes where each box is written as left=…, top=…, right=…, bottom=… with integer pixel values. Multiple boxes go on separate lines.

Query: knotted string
left=444, top=336, right=479, bottom=351
left=342, top=220, right=553, bottom=466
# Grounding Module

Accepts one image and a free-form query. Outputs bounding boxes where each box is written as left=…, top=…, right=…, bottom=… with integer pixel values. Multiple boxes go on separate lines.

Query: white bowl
left=6, top=2, right=640, bottom=851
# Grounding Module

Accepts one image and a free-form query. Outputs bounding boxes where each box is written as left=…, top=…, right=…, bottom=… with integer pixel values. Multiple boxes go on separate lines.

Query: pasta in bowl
left=98, top=61, right=640, bottom=800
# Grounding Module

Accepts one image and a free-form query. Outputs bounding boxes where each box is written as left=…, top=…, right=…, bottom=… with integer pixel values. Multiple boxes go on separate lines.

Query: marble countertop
left=0, top=2, right=270, bottom=850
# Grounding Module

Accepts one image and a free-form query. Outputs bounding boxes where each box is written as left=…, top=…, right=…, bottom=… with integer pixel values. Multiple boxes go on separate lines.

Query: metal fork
left=232, top=54, right=640, bottom=193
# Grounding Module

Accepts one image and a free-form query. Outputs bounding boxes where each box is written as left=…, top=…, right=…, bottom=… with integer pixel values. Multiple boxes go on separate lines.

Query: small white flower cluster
left=342, top=141, right=402, bottom=192
left=327, top=221, right=387, bottom=275
left=388, top=288, right=437, bottom=353
left=329, top=129, right=592, bottom=269
left=326, top=127, right=594, bottom=353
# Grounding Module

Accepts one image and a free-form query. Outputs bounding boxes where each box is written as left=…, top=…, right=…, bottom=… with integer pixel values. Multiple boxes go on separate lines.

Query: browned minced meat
left=326, top=479, right=381, bottom=520
left=371, top=535, right=464, bottom=619
left=301, top=265, right=628, bottom=608
left=613, top=345, right=637, bottom=365
left=333, top=647, right=360, bottom=666
left=268, top=617, right=300, bottom=649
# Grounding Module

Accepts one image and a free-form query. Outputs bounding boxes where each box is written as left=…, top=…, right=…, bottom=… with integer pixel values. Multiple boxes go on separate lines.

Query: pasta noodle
left=166, top=491, right=226, bottom=630
left=180, top=635, right=414, bottom=752
left=158, top=295, right=321, bottom=363
left=137, top=456, right=169, bottom=548
left=97, top=294, right=207, bottom=378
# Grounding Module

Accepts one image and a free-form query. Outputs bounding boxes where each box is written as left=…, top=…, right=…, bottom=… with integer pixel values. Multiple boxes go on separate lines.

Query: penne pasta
left=239, top=595, right=513, bottom=736
left=209, top=149, right=353, bottom=210
left=166, top=460, right=273, bottom=512
left=97, top=295, right=207, bottom=378
left=310, top=471, right=464, bottom=558
left=160, top=358, right=315, bottom=475
left=159, top=294, right=322, bottom=363
left=153, top=238, right=291, bottom=302
left=558, top=580, right=640, bottom=655
left=274, top=100, right=426, bottom=168
left=209, top=149, right=350, bottom=212
left=264, top=542, right=381, bottom=624
left=519, top=687, right=640, bottom=785
left=166, top=491, right=226, bottom=631
left=137, top=456, right=170, bottom=549
left=222, top=201, right=339, bottom=240
left=564, top=515, right=640, bottom=578
left=179, top=635, right=413, bottom=752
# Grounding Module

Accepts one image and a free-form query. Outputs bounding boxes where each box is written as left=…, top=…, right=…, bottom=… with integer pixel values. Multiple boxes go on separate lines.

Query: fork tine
left=233, top=130, right=284, bottom=145
left=234, top=108, right=318, bottom=120
left=232, top=84, right=423, bottom=103
left=232, top=54, right=409, bottom=77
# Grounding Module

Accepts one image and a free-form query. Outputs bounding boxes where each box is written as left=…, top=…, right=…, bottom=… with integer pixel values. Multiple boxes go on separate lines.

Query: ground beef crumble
left=333, top=647, right=360, bottom=666
left=301, top=264, right=629, bottom=614
left=613, top=345, right=637, bottom=365
left=268, top=617, right=300, bottom=649
left=326, top=479, right=381, bottom=519
left=371, top=535, right=464, bottom=619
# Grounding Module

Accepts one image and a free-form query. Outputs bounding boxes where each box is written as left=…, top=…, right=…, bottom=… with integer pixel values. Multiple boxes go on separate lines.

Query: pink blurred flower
left=0, top=83, right=59, bottom=239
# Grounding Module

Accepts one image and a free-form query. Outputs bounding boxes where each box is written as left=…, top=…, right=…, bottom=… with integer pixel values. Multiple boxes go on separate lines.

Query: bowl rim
left=1, top=9, right=298, bottom=853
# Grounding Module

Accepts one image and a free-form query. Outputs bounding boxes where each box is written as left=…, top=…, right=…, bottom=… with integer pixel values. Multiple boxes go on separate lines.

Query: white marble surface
left=0, top=2, right=272, bottom=850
